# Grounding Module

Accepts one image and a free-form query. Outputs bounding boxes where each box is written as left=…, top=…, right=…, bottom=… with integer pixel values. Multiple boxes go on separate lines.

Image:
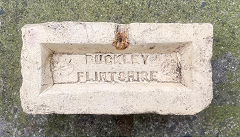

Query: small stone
left=201, top=2, right=207, bottom=8
left=0, top=9, right=4, bottom=15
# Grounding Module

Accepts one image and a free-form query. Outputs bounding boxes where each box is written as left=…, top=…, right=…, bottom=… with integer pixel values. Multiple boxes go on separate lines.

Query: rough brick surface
left=20, top=22, right=213, bottom=115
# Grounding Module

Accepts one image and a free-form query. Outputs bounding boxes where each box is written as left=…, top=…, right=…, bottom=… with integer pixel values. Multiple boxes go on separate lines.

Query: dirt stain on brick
left=113, top=26, right=129, bottom=50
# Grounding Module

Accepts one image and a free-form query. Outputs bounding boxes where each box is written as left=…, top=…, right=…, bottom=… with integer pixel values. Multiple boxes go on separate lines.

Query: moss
left=0, top=0, right=239, bottom=136
left=199, top=105, right=240, bottom=136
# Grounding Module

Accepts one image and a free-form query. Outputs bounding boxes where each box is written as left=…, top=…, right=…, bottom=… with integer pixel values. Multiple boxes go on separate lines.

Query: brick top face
left=20, top=22, right=213, bottom=115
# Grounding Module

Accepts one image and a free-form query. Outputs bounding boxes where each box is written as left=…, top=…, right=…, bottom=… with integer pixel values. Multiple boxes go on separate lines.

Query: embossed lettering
left=53, top=53, right=180, bottom=84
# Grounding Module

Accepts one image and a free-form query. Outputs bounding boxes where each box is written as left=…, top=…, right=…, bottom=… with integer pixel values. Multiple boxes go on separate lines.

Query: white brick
left=20, top=22, right=213, bottom=115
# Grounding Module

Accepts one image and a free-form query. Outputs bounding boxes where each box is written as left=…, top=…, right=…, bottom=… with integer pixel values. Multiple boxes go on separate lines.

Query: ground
left=0, top=0, right=239, bottom=136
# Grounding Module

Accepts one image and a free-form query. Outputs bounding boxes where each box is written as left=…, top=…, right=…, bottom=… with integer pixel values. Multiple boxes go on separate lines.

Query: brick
left=20, top=22, right=213, bottom=115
